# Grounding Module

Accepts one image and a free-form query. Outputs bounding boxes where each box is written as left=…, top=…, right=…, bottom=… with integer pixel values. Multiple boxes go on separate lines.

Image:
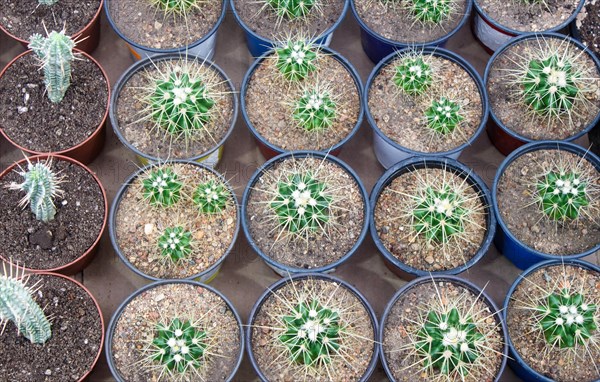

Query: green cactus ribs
left=425, top=97, right=464, bottom=135
left=267, top=0, right=317, bottom=19
left=537, top=289, right=597, bottom=348
left=193, top=179, right=230, bottom=214
left=142, top=167, right=183, bottom=207
left=412, top=185, right=468, bottom=243
left=151, top=318, right=208, bottom=373
left=415, top=307, right=483, bottom=376
left=150, top=0, right=200, bottom=14
left=536, top=171, right=589, bottom=220
left=393, top=55, right=433, bottom=95
left=293, top=88, right=337, bottom=132
left=407, top=0, right=454, bottom=24
left=275, top=40, right=318, bottom=81
left=279, top=299, right=341, bottom=366
left=158, top=226, right=193, bottom=262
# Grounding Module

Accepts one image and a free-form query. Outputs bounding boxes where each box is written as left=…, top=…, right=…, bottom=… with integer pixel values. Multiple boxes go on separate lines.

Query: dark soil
left=0, top=53, right=108, bottom=153
left=0, top=158, right=106, bottom=270
left=108, top=0, right=222, bottom=50
left=0, top=273, right=103, bottom=382
left=0, top=0, right=100, bottom=41
left=477, top=0, right=580, bottom=32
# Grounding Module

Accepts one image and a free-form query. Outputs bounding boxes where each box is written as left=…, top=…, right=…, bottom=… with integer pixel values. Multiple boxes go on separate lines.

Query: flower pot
left=472, top=0, right=585, bottom=53
left=0, top=271, right=105, bottom=381
left=0, top=0, right=104, bottom=54
left=370, top=156, right=496, bottom=279
left=106, top=279, right=244, bottom=381
left=109, top=53, right=237, bottom=167
left=0, top=154, right=108, bottom=275
left=484, top=33, right=600, bottom=156
left=242, top=151, right=370, bottom=275
left=109, top=159, right=240, bottom=282
left=351, top=0, right=472, bottom=63
left=503, top=259, right=600, bottom=381
left=492, top=141, right=600, bottom=270
left=105, top=0, right=227, bottom=60
left=241, top=46, right=363, bottom=160
left=365, top=47, right=488, bottom=169
left=0, top=49, right=109, bottom=165
left=380, top=274, right=508, bottom=381
left=230, top=0, right=348, bottom=57
left=247, top=273, right=379, bottom=381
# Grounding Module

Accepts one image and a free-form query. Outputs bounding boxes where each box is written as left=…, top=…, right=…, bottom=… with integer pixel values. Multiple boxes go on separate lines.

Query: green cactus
left=28, top=30, right=75, bottom=103
left=275, top=40, right=318, bottom=82
left=8, top=159, right=63, bottom=222
left=393, top=55, right=433, bottom=95
left=270, top=171, right=332, bottom=234
left=193, top=179, right=230, bottom=214
left=414, top=307, right=484, bottom=376
left=267, top=0, right=317, bottom=19
left=0, top=273, right=51, bottom=344
left=150, top=318, right=207, bottom=373
left=412, top=185, right=469, bottom=243
left=279, top=299, right=341, bottom=366
left=424, top=97, right=464, bottom=135
left=158, top=226, right=193, bottom=262
left=406, top=0, right=453, bottom=24
left=536, top=171, right=589, bottom=221
left=149, top=0, right=200, bottom=15
left=292, top=88, right=337, bottom=132
left=38, top=0, right=58, bottom=5
left=142, top=167, right=183, bottom=207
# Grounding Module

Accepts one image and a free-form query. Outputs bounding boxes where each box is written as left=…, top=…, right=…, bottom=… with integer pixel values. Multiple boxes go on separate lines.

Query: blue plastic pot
left=230, top=0, right=348, bottom=57
left=484, top=32, right=600, bottom=156
left=380, top=275, right=508, bottom=381
left=370, top=156, right=496, bottom=279
left=105, top=0, right=227, bottom=60
left=502, top=259, right=599, bottom=381
left=109, top=159, right=240, bottom=282
left=241, top=46, right=363, bottom=160
left=350, top=0, right=472, bottom=63
left=492, top=141, right=600, bottom=270
left=242, top=150, right=370, bottom=275
left=106, top=279, right=244, bottom=382
left=365, top=47, right=489, bottom=169
left=246, top=273, right=379, bottom=381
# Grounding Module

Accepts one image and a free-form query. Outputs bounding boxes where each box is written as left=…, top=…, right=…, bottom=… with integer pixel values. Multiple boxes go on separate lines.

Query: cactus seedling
left=535, top=170, right=589, bottom=221
left=38, top=0, right=58, bottom=5
left=275, top=40, right=318, bottom=82
left=266, top=0, right=318, bottom=20
left=149, top=0, right=202, bottom=17
left=149, top=317, right=208, bottom=373
left=193, top=179, right=230, bottom=214
left=393, top=55, right=433, bottom=95
left=424, top=97, right=464, bottom=135
left=406, top=0, right=454, bottom=24
left=142, top=167, right=183, bottom=207
left=292, top=87, right=337, bottom=132
left=158, top=226, right=193, bottom=262
left=28, top=30, right=76, bottom=103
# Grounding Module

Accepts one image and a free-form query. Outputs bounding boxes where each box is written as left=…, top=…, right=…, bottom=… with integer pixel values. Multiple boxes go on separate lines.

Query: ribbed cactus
left=393, top=55, right=433, bottom=95
left=8, top=159, right=63, bottom=222
left=28, top=30, right=75, bottom=104
left=536, top=170, right=589, bottom=221
left=150, top=0, right=199, bottom=16
left=38, top=0, right=59, bottom=5
left=406, top=0, right=454, bottom=24
left=0, top=273, right=52, bottom=344
left=292, top=88, right=337, bottom=132
left=267, top=0, right=317, bottom=19
left=275, top=40, right=318, bottom=82
left=424, top=97, right=464, bottom=135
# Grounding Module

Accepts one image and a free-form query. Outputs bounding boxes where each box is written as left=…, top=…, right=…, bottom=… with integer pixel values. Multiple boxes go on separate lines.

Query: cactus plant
left=275, top=40, right=318, bottom=82
left=535, top=170, right=589, bottom=221
left=406, top=0, right=454, bottom=24
left=158, top=226, right=194, bottom=262
left=38, top=0, right=58, bottom=5
left=393, top=54, right=433, bottom=95
left=424, top=97, right=464, bottom=135
left=28, top=30, right=76, bottom=103
left=149, top=0, right=201, bottom=16
left=8, top=158, right=63, bottom=222
left=266, top=0, right=318, bottom=20
left=142, top=167, right=183, bottom=207
left=193, top=179, right=230, bottom=214
left=292, top=87, right=337, bottom=132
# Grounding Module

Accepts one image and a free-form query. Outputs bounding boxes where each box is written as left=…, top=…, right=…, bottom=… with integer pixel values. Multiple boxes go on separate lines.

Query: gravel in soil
left=0, top=274, right=103, bottom=382
left=486, top=37, right=600, bottom=141
left=245, top=52, right=360, bottom=151
left=576, top=0, right=600, bottom=53
left=368, top=54, right=483, bottom=153
left=0, top=159, right=105, bottom=270
left=246, top=157, right=365, bottom=270
left=110, top=283, right=241, bottom=382
left=477, top=0, right=580, bottom=32
left=114, top=162, right=238, bottom=279
left=0, top=0, right=100, bottom=40
left=108, top=0, right=222, bottom=50
left=374, top=167, right=487, bottom=272
left=251, top=277, right=375, bottom=381
left=353, top=0, right=468, bottom=43
left=496, top=149, right=600, bottom=255
left=0, top=53, right=108, bottom=153
left=506, top=263, right=600, bottom=382
left=116, top=59, right=234, bottom=160
left=382, top=280, right=505, bottom=381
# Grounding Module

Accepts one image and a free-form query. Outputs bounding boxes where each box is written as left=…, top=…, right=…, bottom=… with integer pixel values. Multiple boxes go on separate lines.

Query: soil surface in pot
left=506, top=263, right=600, bottom=382
left=354, top=0, right=467, bottom=43
left=246, top=156, right=364, bottom=270
left=496, top=149, right=599, bottom=255
left=477, top=0, right=580, bottom=32
left=111, top=283, right=241, bottom=381
left=0, top=53, right=108, bottom=153
left=245, top=52, right=360, bottom=151
left=576, top=0, right=600, bottom=54
left=115, top=58, right=234, bottom=160
left=0, top=159, right=105, bottom=270
left=108, top=0, right=222, bottom=50
left=487, top=37, right=600, bottom=141
left=374, top=167, right=487, bottom=272
left=368, top=54, right=483, bottom=153
left=114, top=162, right=237, bottom=279
left=382, top=279, right=505, bottom=381
left=0, top=274, right=103, bottom=381
left=234, top=0, right=344, bottom=42
left=0, top=0, right=101, bottom=41
left=251, top=277, right=375, bottom=381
